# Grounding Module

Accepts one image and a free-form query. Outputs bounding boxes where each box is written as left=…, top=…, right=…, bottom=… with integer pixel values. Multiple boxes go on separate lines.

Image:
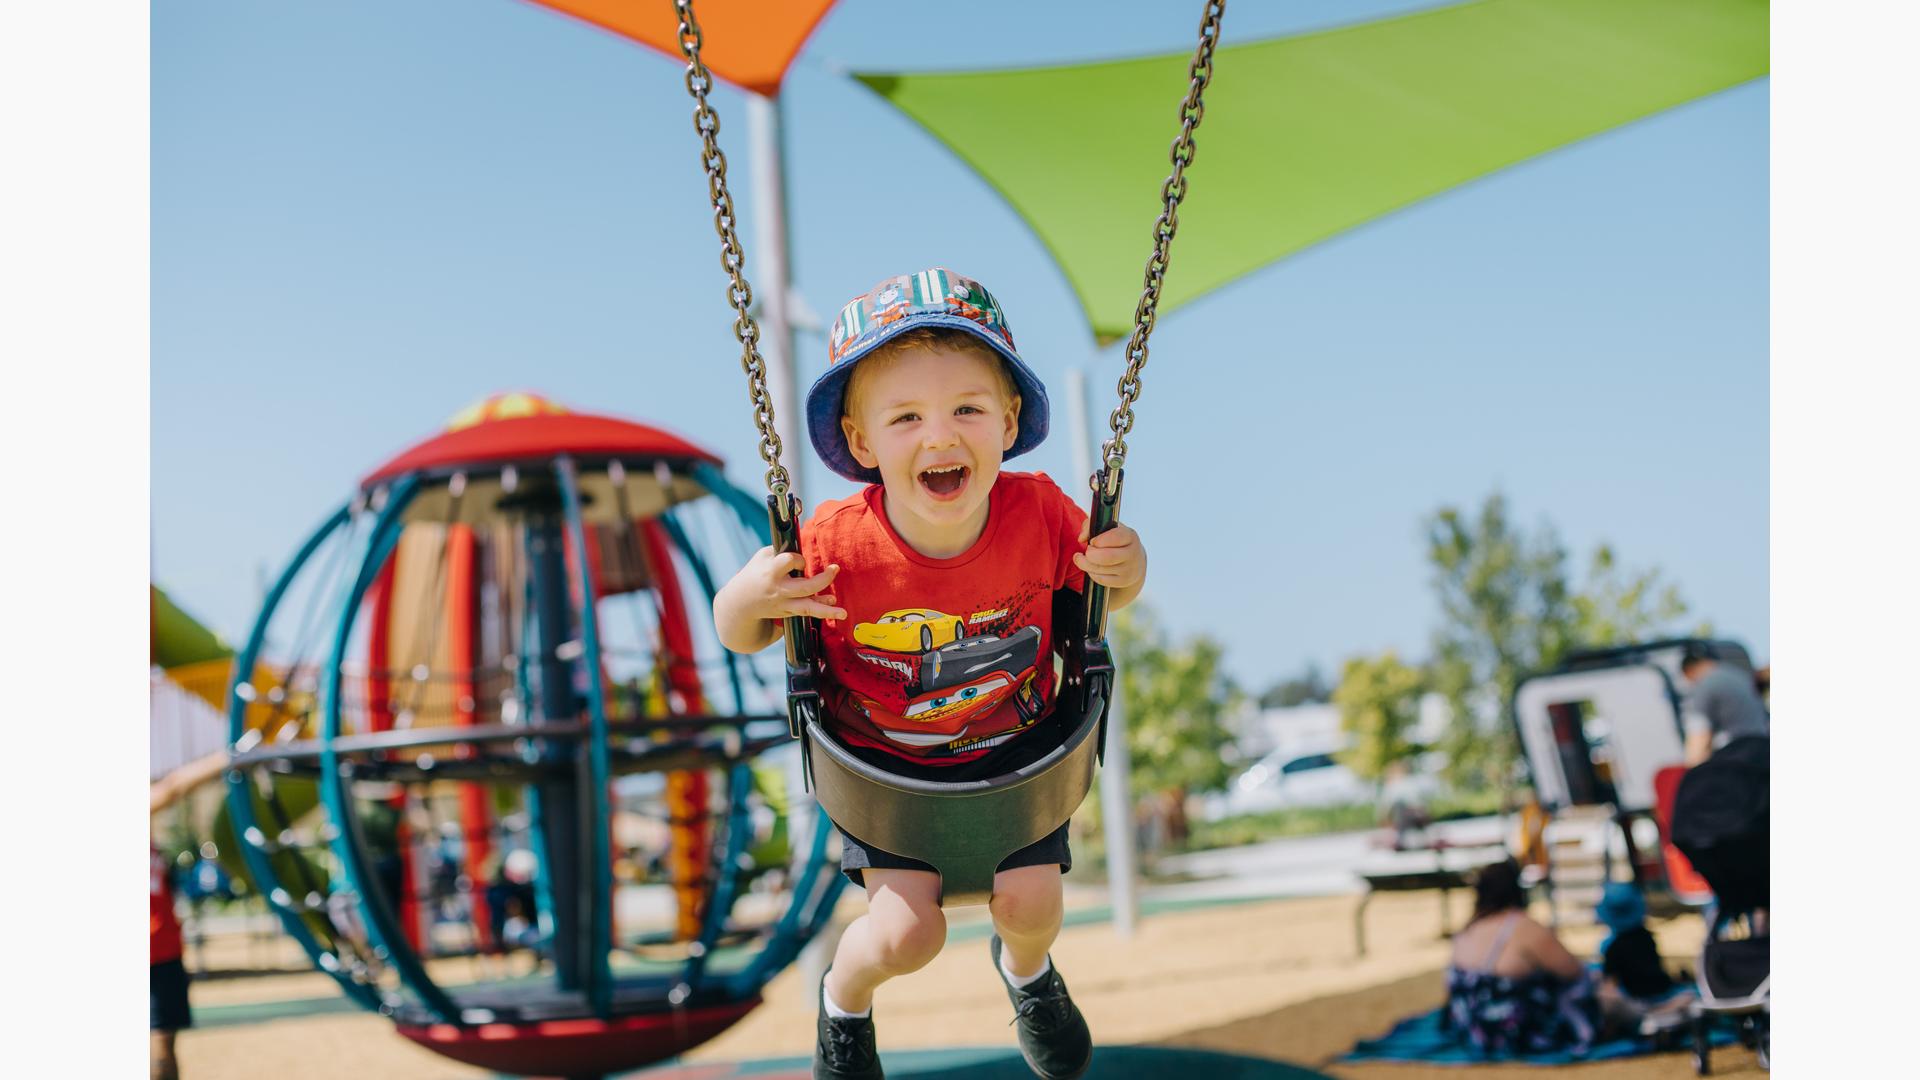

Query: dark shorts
left=835, top=733, right=1074, bottom=888
left=151, top=957, right=193, bottom=1031
left=839, top=821, right=1072, bottom=888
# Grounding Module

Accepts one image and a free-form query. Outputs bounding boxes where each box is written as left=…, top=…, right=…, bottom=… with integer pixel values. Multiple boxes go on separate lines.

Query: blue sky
left=152, top=0, right=1768, bottom=690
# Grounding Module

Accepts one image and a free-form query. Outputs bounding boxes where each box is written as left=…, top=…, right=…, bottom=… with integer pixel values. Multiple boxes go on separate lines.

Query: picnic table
left=1353, top=840, right=1509, bottom=957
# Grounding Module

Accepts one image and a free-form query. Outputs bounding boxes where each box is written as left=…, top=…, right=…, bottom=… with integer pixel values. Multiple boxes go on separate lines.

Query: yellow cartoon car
left=853, top=608, right=966, bottom=653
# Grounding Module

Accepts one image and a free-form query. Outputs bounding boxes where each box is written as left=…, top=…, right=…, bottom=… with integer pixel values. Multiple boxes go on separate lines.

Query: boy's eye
left=889, top=412, right=919, bottom=424
left=955, top=405, right=983, bottom=416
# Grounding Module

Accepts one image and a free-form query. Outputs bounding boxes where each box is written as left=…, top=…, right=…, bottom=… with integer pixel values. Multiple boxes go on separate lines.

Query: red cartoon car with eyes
left=900, top=670, right=1014, bottom=727
left=852, top=669, right=1020, bottom=751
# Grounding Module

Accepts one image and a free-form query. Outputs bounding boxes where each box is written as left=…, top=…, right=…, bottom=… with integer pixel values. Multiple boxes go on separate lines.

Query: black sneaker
left=991, top=935, right=1093, bottom=1080
left=814, top=972, right=883, bottom=1080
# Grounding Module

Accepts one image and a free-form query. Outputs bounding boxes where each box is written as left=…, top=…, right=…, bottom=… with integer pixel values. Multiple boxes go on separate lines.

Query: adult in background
left=1443, top=859, right=1602, bottom=1057
left=1678, top=648, right=1770, bottom=765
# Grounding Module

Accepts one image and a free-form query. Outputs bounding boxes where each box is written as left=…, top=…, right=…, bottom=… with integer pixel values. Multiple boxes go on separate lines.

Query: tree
left=1333, top=651, right=1426, bottom=787
left=1572, top=544, right=1705, bottom=646
left=1258, top=662, right=1331, bottom=709
left=1424, top=493, right=1706, bottom=791
left=1425, top=493, right=1578, bottom=790
left=1110, top=605, right=1241, bottom=850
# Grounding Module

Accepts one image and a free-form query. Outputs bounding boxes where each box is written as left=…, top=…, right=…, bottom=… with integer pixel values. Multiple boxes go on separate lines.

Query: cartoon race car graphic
left=852, top=667, right=1048, bottom=751
left=901, top=670, right=1014, bottom=726
left=853, top=608, right=966, bottom=653
left=849, top=670, right=1010, bottom=748
left=917, top=624, right=1041, bottom=695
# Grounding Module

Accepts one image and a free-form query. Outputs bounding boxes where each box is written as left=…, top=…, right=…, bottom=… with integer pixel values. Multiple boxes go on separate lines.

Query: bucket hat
left=1595, top=882, right=1648, bottom=932
left=806, top=268, right=1048, bottom=483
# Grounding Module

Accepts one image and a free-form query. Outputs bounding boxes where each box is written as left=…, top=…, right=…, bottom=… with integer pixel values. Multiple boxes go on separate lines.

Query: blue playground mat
left=625, top=1045, right=1333, bottom=1078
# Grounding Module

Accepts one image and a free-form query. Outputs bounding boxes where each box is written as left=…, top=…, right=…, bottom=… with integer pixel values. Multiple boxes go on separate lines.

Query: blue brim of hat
left=1595, top=886, right=1647, bottom=929
left=806, top=312, right=1050, bottom=484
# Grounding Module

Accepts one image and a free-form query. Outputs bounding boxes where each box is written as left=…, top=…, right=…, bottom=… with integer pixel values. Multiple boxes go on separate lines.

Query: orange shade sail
left=522, top=0, right=838, bottom=97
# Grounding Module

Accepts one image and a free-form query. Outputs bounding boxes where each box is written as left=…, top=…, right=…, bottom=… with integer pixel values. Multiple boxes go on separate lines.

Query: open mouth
left=918, top=463, right=970, bottom=500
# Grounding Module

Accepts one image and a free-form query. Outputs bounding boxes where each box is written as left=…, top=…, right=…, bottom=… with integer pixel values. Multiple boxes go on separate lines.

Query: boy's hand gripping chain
left=767, top=496, right=821, bottom=731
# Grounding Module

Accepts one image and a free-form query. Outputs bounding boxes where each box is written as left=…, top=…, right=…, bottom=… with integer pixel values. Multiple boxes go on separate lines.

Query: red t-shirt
left=151, top=845, right=183, bottom=964
left=801, top=472, right=1088, bottom=766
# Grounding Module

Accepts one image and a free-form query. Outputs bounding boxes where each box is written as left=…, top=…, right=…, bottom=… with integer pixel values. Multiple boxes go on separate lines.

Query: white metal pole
left=746, top=93, right=804, bottom=497
left=1066, top=368, right=1139, bottom=938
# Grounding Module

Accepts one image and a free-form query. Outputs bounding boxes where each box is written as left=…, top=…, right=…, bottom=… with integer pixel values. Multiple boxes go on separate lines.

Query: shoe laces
left=1010, top=976, right=1073, bottom=1034
left=823, top=1016, right=877, bottom=1071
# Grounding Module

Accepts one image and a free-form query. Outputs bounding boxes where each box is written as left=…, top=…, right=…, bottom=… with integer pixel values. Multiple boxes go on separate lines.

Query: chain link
left=673, top=0, right=793, bottom=511
left=1102, top=1, right=1225, bottom=490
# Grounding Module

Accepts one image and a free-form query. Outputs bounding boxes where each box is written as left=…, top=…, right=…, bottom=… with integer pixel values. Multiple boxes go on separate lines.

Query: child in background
left=151, top=845, right=192, bottom=1080
left=1594, top=883, right=1695, bottom=1030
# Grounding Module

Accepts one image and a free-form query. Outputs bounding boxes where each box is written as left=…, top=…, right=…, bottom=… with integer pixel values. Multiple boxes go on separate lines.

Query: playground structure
left=1511, top=638, right=1758, bottom=914
left=221, top=393, right=846, bottom=1078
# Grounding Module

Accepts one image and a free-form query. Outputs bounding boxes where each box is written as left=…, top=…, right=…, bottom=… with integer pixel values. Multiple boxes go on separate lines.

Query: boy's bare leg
left=824, top=868, right=945, bottom=1012
left=989, top=864, right=1064, bottom=977
left=988, top=863, right=1091, bottom=1078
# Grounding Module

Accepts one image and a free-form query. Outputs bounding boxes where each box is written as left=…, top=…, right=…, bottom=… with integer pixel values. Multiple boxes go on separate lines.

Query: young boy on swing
left=714, top=268, right=1147, bottom=1080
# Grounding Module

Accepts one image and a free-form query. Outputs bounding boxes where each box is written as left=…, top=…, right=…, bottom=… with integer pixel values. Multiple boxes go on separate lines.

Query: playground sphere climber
left=715, top=269, right=1148, bottom=1080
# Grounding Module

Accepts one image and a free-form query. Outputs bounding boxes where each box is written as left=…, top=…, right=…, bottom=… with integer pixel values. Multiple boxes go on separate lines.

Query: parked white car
left=1199, top=746, right=1440, bottom=821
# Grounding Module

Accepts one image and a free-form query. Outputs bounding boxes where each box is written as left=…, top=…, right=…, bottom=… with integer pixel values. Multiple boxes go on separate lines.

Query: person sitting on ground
left=1443, top=859, right=1603, bottom=1057
left=1593, top=882, right=1695, bottom=1028
left=1678, top=647, right=1769, bottom=765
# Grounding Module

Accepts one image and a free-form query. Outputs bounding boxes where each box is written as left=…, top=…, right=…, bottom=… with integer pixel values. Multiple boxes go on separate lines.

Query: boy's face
left=841, top=346, right=1020, bottom=541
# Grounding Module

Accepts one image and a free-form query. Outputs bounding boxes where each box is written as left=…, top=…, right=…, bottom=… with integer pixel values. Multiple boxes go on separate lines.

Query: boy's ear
left=1001, top=394, right=1022, bottom=453
left=842, top=415, right=879, bottom=470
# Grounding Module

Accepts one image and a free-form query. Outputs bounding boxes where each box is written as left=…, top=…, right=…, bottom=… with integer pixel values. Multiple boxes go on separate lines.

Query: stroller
left=1670, top=735, right=1770, bottom=1073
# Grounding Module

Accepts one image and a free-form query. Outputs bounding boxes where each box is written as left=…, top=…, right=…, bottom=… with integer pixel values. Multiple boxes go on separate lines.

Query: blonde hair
left=842, top=328, right=1018, bottom=419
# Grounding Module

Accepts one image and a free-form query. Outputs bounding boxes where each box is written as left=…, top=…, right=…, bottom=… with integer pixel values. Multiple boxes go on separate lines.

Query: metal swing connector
left=1067, top=468, right=1125, bottom=764
left=766, top=495, right=822, bottom=754
left=1082, top=467, right=1124, bottom=646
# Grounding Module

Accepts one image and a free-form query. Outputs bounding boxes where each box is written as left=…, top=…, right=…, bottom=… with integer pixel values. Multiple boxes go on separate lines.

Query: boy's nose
left=921, top=421, right=959, bottom=449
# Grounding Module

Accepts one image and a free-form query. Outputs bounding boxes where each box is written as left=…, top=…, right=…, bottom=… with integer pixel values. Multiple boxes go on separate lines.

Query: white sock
left=1000, top=949, right=1052, bottom=989
left=822, top=978, right=871, bottom=1020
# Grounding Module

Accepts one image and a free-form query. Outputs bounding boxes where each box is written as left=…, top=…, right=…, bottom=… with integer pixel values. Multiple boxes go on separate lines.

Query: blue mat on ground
left=627, top=1045, right=1331, bottom=1078
left=1341, top=1007, right=1736, bottom=1066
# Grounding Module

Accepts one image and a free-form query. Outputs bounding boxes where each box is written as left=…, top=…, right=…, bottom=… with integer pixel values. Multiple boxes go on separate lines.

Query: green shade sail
left=152, top=584, right=232, bottom=669
left=858, top=0, right=1768, bottom=344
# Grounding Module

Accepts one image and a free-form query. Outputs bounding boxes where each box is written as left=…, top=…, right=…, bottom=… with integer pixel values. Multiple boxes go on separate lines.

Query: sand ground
left=174, top=889, right=1768, bottom=1079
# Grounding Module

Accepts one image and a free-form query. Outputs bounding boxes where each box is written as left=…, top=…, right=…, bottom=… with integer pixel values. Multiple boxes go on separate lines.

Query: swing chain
left=1102, top=0, right=1225, bottom=495
left=673, top=0, right=793, bottom=514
